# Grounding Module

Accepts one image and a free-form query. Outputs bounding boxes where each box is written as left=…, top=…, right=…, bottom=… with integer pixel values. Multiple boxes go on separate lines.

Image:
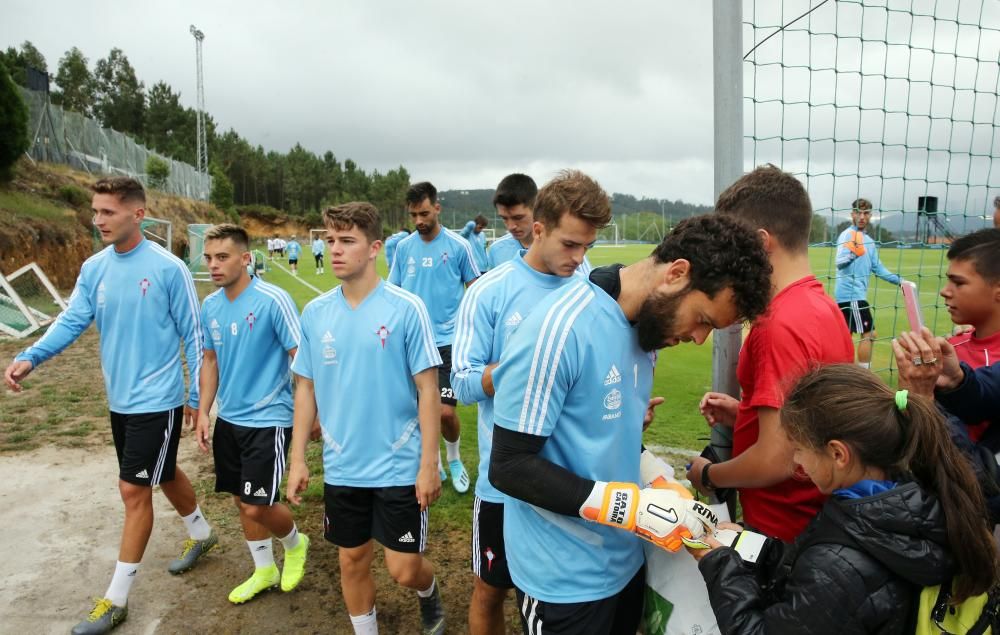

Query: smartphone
left=900, top=280, right=924, bottom=332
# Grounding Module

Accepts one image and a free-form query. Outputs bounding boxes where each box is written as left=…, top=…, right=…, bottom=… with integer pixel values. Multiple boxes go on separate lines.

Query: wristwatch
left=701, top=462, right=716, bottom=490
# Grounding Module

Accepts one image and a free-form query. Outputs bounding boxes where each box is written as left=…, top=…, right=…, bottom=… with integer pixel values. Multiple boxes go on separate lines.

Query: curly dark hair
left=651, top=214, right=771, bottom=323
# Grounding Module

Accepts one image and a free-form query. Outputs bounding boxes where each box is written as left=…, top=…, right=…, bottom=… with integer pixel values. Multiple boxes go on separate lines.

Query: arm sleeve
left=200, top=304, right=214, bottom=351
left=169, top=266, right=204, bottom=408
left=868, top=242, right=901, bottom=285
left=450, top=288, right=495, bottom=404
left=459, top=238, right=481, bottom=281
left=289, top=311, right=314, bottom=379
left=15, top=268, right=96, bottom=367
left=405, top=296, right=443, bottom=375
left=270, top=289, right=302, bottom=351
left=489, top=425, right=596, bottom=516
left=387, top=242, right=402, bottom=285
left=699, top=544, right=868, bottom=635
left=834, top=230, right=858, bottom=269
left=937, top=361, right=1000, bottom=423
left=460, top=221, right=475, bottom=240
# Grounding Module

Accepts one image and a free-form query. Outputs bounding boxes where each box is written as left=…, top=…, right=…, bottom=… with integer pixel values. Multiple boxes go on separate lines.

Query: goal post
left=187, top=223, right=213, bottom=282
left=141, top=216, right=172, bottom=253
left=0, top=262, right=68, bottom=338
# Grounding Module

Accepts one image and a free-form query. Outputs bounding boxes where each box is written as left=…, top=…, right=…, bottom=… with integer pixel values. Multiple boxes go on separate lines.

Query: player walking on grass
left=389, top=181, right=480, bottom=493
left=287, top=202, right=447, bottom=635
left=451, top=171, right=612, bottom=635
left=195, top=224, right=310, bottom=605
left=488, top=199, right=772, bottom=632
left=286, top=235, right=302, bottom=276
left=312, top=233, right=326, bottom=274
left=4, top=177, right=216, bottom=635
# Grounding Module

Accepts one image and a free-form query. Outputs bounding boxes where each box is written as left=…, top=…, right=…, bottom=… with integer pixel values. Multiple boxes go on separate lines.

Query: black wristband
left=702, top=462, right=716, bottom=490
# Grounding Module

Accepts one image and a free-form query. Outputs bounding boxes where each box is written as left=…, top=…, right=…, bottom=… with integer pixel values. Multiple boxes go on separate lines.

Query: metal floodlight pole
left=190, top=25, right=207, bottom=175
left=711, top=0, right=743, bottom=464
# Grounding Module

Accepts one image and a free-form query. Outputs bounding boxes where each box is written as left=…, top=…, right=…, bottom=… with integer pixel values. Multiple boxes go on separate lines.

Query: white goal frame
left=0, top=262, right=68, bottom=338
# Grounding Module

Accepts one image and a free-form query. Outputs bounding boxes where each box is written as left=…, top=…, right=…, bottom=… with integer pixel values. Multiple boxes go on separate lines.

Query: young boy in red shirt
left=687, top=165, right=854, bottom=542
left=944, top=228, right=1000, bottom=442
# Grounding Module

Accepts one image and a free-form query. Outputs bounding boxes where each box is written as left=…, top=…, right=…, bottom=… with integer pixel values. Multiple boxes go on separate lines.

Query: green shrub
left=57, top=184, right=90, bottom=207
left=145, top=155, right=170, bottom=190
left=0, top=60, right=29, bottom=183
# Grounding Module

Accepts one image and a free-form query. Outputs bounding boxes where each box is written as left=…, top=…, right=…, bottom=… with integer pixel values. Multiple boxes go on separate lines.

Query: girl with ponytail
left=690, top=363, right=999, bottom=634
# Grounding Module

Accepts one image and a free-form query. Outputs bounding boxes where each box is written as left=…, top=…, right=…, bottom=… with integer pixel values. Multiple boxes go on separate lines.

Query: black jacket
left=699, top=481, right=954, bottom=635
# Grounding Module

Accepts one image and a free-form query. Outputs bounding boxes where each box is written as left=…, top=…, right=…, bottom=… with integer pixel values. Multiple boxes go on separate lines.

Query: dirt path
left=0, top=443, right=209, bottom=635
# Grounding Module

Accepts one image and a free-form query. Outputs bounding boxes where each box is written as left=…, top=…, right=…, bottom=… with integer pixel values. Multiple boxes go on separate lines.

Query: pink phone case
left=900, top=280, right=923, bottom=331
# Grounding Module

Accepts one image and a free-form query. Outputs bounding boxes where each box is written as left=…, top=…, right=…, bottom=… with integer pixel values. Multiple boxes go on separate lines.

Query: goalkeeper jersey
left=387, top=228, right=481, bottom=347
left=201, top=277, right=300, bottom=427
left=834, top=226, right=900, bottom=302
left=290, top=280, right=441, bottom=487
left=16, top=239, right=203, bottom=413
left=451, top=254, right=573, bottom=503
left=492, top=277, right=651, bottom=603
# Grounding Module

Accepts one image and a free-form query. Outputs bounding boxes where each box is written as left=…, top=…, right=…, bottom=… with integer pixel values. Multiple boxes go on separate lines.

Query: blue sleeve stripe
left=385, top=284, right=439, bottom=363
left=257, top=282, right=302, bottom=346
left=150, top=243, right=203, bottom=392
left=518, top=282, right=594, bottom=435
left=453, top=262, right=515, bottom=370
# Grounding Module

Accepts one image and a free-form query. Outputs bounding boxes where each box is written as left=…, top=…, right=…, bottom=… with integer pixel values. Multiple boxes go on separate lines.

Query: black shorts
left=213, top=417, right=291, bottom=505
left=471, top=497, right=513, bottom=589
left=324, top=484, right=427, bottom=553
left=314, top=254, right=323, bottom=267
left=515, top=565, right=645, bottom=635
left=838, top=300, right=875, bottom=334
left=111, top=406, right=184, bottom=486
left=437, top=345, right=457, bottom=406
left=289, top=258, right=298, bottom=265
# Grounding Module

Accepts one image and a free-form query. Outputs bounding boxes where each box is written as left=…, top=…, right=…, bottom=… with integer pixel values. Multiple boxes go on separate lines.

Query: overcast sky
left=4, top=0, right=1000, bottom=218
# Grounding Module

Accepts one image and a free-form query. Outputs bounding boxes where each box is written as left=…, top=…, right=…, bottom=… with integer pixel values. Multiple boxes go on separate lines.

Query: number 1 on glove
left=580, top=482, right=718, bottom=553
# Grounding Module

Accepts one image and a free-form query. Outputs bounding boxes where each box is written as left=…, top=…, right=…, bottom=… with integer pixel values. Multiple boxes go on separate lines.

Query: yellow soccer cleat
left=281, top=533, right=310, bottom=592
left=228, top=564, right=280, bottom=604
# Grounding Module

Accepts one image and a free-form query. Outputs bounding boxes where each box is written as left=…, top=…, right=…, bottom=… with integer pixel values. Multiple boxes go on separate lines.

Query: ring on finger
left=925, top=357, right=938, bottom=364
left=912, top=357, right=924, bottom=366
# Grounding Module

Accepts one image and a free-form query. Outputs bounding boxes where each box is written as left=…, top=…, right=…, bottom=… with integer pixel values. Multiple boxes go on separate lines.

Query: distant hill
left=438, top=189, right=713, bottom=225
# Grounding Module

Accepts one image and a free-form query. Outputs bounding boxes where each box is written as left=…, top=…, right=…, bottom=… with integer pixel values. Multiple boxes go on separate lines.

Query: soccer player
left=195, top=224, right=310, bottom=604
left=312, top=232, right=326, bottom=274
left=943, top=228, right=1000, bottom=443
left=388, top=182, right=480, bottom=493
left=834, top=197, right=902, bottom=368
left=688, top=165, right=855, bottom=542
left=488, top=203, right=772, bottom=635
left=267, top=236, right=276, bottom=260
left=451, top=171, right=611, bottom=635
left=286, top=202, right=446, bottom=635
left=3, top=177, right=216, bottom=635
left=384, top=227, right=411, bottom=273
left=286, top=235, right=302, bottom=275
left=488, top=173, right=593, bottom=275
left=460, top=214, right=490, bottom=272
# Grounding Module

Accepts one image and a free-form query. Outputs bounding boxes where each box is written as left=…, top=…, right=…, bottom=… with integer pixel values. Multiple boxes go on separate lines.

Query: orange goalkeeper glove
left=580, top=481, right=718, bottom=552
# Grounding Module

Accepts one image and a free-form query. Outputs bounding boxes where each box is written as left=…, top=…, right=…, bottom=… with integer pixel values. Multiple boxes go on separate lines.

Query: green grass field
left=230, top=239, right=957, bottom=528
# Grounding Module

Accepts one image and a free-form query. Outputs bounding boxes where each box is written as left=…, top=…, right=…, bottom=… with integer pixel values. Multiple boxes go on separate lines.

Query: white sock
left=279, top=524, right=301, bottom=551
left=445, top=439, right=461, bottom=463
left=416, top=577, right=436, bottom=598
left=350, top=607, right=378, bottom=635
left=105, top=561, right=140, bottom=606
left=181, top=506, right=211, bottom=540
left=247, top=539, right=275, bottom=569
left=858, top=362, right=871, bottom=369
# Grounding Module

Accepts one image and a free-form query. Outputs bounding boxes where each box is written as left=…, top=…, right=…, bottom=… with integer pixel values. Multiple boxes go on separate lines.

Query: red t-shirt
left=947, top=329, right=1000, bottom=441
left=732, top=276, right=855, bottom=542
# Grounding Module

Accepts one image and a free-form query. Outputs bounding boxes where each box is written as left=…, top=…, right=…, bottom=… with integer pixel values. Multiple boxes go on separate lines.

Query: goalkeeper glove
left=580, top=481, right=718, bottom=552
left=847, top=230, right=866, bottom=256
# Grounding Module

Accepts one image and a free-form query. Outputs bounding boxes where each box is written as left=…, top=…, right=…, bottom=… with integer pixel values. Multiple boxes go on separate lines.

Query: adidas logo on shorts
left=135, top=469, right=149, bottom=479
left=604, top=365, right=622, bottom=385
left=398, top=531, right=416, bottom=543
left=253, top=487, right=268, bottom=497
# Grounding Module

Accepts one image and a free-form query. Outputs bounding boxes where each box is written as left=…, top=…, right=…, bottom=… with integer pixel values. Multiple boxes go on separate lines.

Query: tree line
left=1, top=41, right=412, bottom=229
